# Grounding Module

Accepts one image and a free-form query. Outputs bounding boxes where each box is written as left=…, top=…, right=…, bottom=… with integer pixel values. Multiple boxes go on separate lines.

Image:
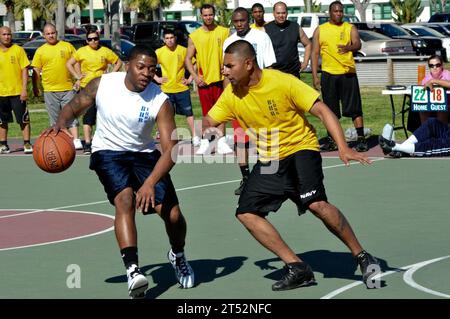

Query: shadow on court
left=255, top=250, right=399, bottom=288
left=105, top=256, right=247, bottom=298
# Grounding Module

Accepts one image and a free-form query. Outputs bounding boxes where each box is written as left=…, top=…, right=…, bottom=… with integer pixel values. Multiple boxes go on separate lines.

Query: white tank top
left=92, top=72, right=168, bottom=153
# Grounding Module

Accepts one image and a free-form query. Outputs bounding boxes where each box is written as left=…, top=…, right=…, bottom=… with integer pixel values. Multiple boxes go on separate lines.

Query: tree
left=350, top=0, right=370, bottom=22
left=429, top=0, right=447, bottom=13
left=3, top=0, right=16, bottom=31
left=389, top=0, right=424, bottom=23
left=124, top=0, right=174, bottom=21
left=303, top=0, right=321, bottom=13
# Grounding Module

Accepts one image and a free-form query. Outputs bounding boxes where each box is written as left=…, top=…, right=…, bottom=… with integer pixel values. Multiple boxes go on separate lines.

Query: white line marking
left=403, top=255, right=450, bottom=298
left=0, top=210, right=114, bottom=251
left=321, top=255, right=450, bottom=299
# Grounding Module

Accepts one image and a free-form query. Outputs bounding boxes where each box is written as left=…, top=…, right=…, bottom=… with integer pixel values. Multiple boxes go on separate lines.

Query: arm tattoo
left=66, top=77, right=100, bottom=117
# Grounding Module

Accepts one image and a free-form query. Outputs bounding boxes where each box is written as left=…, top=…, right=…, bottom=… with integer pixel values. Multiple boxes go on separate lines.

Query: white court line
left=321, top=255, right=450, bottom=299
left=403, top=256, right=450, bottom=298
left=0, top=210, right=114, bottom=252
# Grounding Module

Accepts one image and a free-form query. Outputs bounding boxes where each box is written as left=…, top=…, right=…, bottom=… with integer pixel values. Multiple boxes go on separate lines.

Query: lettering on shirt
left=138, top=106, right=150, bottom=123
left=267, top=99, right=279, bottom=116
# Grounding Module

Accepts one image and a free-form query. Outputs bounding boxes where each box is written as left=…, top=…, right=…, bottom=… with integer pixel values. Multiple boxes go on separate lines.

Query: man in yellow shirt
left=185, top=3, right=233, bottom=155
left=205, top=40, right=380, bottom=291
left=66, top=26, right=122, bottom=154
left=32, top=23, right=82, bottom=150
left=312, top=1, right=368, bottom=152
left=250, top=3, right=267, bottom=31
left=0, top=26, right=32, bottom=154
left=154, top=29, right=200, bottom=147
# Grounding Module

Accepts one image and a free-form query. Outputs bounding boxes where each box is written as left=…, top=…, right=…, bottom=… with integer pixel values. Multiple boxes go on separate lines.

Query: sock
left=405, top=134, right=418, bottom=144
left=239, top=165, right=249, bottom=178
left=24, top=140, right=30, bottom=145
left=0, top=140, right=7, bottom=146
left=121, top=246, right=138, bottom=269
left=382, top=124, right=394, bottom=140
left=393, top=141, right=415, bottom=154
left=356, top=127, right=365, bottom=138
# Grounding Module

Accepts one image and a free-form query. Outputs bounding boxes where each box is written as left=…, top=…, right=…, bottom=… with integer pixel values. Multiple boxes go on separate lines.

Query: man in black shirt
left=265, top=1, right=311, bottom=78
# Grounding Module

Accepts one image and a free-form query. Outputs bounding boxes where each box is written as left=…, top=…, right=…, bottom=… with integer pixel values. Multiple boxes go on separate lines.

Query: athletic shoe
left=126, top=264, right=148, bottom=298
left=192, top=136, right=201, bottom=147
left=320, top=136, right=338, bottom=152
left=234, top=176, right=248, bottom=196
left=24, top=143, right=33, bottom=154
left=0, top=144, right=10, bottom=154
left=217, top=136, right=234, bottom=154
left=195, top=139, right=210, bottom=155
left=167, top=249, right=195, bottom=288
left=83, top=143, right=91, bottom=155
left=378, top=135, right=396, bottom=155
left=272, top=262, right=316, bottom=291
left=354, top=137, right=369, bottom=152
left=73, top=138, right=83, bottom=150
left=356, top=250, right=381, bottom=288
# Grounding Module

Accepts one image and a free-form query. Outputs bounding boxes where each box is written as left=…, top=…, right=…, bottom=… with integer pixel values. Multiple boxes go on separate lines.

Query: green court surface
left=0, top=154, right=449, bottom=300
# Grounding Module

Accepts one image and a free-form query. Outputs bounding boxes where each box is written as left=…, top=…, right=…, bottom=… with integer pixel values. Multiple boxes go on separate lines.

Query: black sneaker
left=234, top=176, right=248, bottom=195
left=378, top=136, right=396, bottom=155
left=83, top=143, right=91, bottom=155
left=354, top=137, right=369, bottom=152
left=356, top=250, right=381, bottom=289
left=272, top=262, right=316, bottom=291
left=320, top=136, right=338, bottom=152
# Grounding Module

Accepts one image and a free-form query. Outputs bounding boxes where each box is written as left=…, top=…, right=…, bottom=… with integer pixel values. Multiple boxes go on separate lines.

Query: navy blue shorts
left=236, top=150, right=327, bottom=216
left=89, top=150, right=178, bottom=214
left=167, top=90, right=193, bottom=117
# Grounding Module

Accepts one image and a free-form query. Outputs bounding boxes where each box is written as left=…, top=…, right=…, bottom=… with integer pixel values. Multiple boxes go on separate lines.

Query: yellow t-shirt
left=0, top=44, right=30, bottom=96
left=74, top=45, right=119, bottom=88
left=209, top=69, right=320, bottom=161
left=189, top=25, right=229, bottom=85
left=319, top=22, right=356, bottom=74
left=250, top=23, right=266, bottom=31
left=155, top=45, right=189, bottom=93
left=31, top=41, right=76, bottom=92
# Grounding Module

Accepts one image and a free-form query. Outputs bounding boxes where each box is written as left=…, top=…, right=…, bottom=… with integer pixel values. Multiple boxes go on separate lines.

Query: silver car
left=357, top=30, right=415, bottom=57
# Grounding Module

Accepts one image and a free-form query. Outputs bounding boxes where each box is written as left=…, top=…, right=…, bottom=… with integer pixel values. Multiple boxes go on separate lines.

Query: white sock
left=382, top=124, right=394, bottom=140
left=404, top=134, right=418, bottom=144
left=393, top=141, right=415, bottom=154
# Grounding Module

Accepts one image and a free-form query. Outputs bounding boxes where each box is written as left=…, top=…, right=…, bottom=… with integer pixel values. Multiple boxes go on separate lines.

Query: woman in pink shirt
left=421, top=55, right=450, bottom=124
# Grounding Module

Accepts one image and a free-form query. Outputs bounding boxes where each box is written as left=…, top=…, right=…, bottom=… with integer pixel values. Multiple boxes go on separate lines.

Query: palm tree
left=124, top=0, right=174, bottom=21
left=390, top=0, right=424, bottom=23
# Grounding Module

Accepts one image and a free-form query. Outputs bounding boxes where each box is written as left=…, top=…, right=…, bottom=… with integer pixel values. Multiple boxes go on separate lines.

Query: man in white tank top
left=48, top=45, right=195, bottom=298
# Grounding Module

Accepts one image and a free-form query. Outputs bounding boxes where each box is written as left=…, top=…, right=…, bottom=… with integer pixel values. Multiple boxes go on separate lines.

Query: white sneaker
left=126, top=264, right=148, bottom=298
left=195, top=139, right=210, bottom=155
left=167, top=249, right=195, bottom=289
left=73, top=138, right=83, bottom=150
left=217, top=136, right=234, bottom=154
left=192, top=136, right=201, bottom=147
left=382, top=124, right=395, bottom=141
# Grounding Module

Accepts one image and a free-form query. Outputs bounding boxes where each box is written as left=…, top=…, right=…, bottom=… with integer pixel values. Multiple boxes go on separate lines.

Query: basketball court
left=1, top=139, right=449, bottom=301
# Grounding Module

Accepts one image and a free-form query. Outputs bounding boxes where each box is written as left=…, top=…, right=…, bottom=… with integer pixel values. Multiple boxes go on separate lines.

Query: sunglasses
left=87, top=37, right=99, bottom=42
left=428, top=63, right=442, bottom=69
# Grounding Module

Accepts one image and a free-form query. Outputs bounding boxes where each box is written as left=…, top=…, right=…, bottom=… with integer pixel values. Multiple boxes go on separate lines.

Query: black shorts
left=236, top=150, right=327, bottom=216
left=0, top=96, right=30, bottom=125
left=321, top=71, right=363, bottom=119
left=89, top=149, right=179, bottom=214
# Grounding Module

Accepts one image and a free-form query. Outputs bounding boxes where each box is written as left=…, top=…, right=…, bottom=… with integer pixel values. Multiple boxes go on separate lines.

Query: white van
left=288, top=12, right=359, bottom=39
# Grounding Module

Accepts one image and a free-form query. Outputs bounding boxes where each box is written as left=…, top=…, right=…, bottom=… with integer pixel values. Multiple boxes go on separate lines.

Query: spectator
left=66, top=26, right=123, bottom=154
left=311, top=1, right=368, bottom=152
left=265, top=1, right=311, bottom=78
left=250, top=3, right=267, bottom=31
left=0, top=26, right=32, bottom=154
left=31, top=23, right=82, bottom=150
left=185, top=3, right=233, bottom=155
left=223, top=7, right=276, bottom=195
left=204, top=40, right=379, bottom=291
left=420, top=55, right=450, bottom=124
left=154, top=29, right=200, bottom=147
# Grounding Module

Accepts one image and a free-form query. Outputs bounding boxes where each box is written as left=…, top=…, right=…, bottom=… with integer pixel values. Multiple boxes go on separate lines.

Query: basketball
left=33, top=130, right=76, bottom=173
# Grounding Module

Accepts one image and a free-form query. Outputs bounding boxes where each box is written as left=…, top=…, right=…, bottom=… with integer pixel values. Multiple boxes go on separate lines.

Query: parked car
left=422, top=22, right=450, bottom=37
left=429, top=13, right=450, bottom=23
left=22, top=37, right=85, bottom=61
left=288, top=12, right=359, bottom=38
left=402, top=24, right=450, bottom=61
left=99, top=38, right=136, bottom=61
left=12, top=30, right=43, bottom=45
left=356, top=30, right=415, bottom=57
left=353, top=22, right=445, bottom=58
left=127, top=20, right=201, bottom=50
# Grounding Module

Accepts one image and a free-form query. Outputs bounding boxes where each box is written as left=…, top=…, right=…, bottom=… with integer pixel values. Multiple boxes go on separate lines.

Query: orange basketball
left=33, top=130, right=76, bottom=173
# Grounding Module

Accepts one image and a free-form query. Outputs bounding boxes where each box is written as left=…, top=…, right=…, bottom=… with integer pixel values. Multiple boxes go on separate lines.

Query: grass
left=8, top=73, right=395, bottom=141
